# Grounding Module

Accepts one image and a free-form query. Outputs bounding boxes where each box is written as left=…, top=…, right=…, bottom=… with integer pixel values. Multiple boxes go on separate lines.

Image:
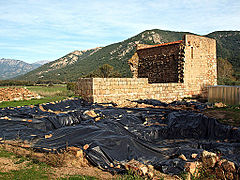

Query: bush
left=67, top=82, right=77, bottom=91
left=35, top=80, right=63, bottom=85
left=85, top=64, right=122, bottom=78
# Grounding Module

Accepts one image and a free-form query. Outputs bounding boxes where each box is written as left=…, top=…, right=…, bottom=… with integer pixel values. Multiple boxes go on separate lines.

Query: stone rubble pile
left=122, top=159, right=178, bottom=179
left=184, top=150, right=239, bottom=180
left=0, top=87, right=40, bottom=102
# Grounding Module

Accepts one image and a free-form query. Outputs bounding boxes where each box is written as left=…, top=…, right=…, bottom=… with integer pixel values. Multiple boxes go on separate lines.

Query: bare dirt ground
left=0, top=157, right=20, bottom=172
left=0, top=143, right=115, bottom=179
left=52, top=167, right=114, bottom=179
left=203, top=109, right=240, bottom=126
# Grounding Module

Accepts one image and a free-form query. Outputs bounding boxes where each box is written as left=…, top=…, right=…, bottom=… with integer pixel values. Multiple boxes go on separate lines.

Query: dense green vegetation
left=85, top=64, right=121, bottom=78
left=0, top=80, right=64, bottom=86
left=207, top=31, right=240, bottom=83
left=0, top=80, right=35, bottom=86
left=207, top=31, right=240, bottom=75
left=217, top=58, right=240, bottom=85
left=66, top=82, right=77, bottom=91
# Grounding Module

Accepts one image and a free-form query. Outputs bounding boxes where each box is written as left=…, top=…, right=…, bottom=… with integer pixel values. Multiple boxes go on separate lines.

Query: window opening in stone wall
left=191, top=47, right=193, bottom=59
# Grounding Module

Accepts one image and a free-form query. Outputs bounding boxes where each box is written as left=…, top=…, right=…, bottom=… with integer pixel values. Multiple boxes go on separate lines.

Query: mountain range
left=8, top=29, right=240, bottom=81
left=0, top=59, right=49, bottom=80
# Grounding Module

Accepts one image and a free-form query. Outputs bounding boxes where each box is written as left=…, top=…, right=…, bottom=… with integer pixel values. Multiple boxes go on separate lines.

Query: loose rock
left=179, top=154, right=187, bottom=161
left=191, top=153, right=198, bottom=159
left=201, top=150, right=219, bottom=168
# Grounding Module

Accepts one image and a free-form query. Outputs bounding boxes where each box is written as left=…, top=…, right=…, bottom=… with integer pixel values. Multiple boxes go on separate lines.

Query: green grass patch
left=117, top=174, right=146, bottom=180
left=27, top=85, right=70, bottom=96
left=0, top=148, right=14, bottom=158
left=0, top=146, right=51, bottom=180
left=0, top=166, right=50, bottom=180
left=0, top=146, right=152, bottom=180
left=115, top=170, right=150, bottom=180
left=14, top=158, right=26, bottom=165
left=60, top=175, right=98, bottom=180
left=0, top=96, right=68, bottom=108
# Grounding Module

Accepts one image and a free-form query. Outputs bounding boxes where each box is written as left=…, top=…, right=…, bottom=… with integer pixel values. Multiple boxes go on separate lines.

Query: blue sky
left=0, top=0, right=239, bottom=63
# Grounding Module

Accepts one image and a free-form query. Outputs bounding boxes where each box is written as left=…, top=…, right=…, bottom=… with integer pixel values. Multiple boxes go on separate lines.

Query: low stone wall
left=77, top=78, right=201, bottom=104
left=0, top=87, right=40, bottom=103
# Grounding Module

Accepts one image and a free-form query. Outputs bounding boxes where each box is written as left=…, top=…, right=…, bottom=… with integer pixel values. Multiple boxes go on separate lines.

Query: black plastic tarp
left=0, top=98, right=239, bottom=175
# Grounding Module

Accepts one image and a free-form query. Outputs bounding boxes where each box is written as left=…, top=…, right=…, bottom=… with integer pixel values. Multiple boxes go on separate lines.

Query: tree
left=217, top=58, right=236, bottom=85
left=85, top=64, right=122, bottom=78
left=99, top=64, right=114, bottom=78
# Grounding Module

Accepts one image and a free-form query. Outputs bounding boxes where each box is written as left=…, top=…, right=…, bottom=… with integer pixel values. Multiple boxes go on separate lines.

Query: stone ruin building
left=77, top=34, right=217, bottom=104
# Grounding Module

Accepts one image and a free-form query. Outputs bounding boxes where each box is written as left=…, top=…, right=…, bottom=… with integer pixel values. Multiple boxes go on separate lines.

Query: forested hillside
left=207, top=31, right=240, bottom=78
left=15, top=29, right=240, bottom=82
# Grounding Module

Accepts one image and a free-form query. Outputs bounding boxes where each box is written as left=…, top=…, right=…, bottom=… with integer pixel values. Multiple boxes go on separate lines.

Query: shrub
left=67, top=82, right=77, bottom=91
left=85, top=64, right=122, bottom=78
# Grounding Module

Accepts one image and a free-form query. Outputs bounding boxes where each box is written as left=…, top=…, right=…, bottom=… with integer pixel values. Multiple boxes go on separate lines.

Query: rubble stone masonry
left=136, top=41, right=184, bottom=83
left=77, top=34, right=217, bottom=104
left=0, top=87, right=40, bottom=102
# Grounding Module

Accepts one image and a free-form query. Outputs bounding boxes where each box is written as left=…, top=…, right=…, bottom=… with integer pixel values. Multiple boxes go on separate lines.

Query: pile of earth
left=0, top=98, right=239, bottom=179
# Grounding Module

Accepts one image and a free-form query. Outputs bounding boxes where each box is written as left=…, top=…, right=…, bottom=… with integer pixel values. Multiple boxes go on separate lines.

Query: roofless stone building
left=77, top=34, right=217, bottom=104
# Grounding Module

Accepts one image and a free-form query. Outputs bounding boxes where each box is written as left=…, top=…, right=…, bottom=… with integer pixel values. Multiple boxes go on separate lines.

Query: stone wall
left=183, top=35, right=217, bottom=97
left=0, top=87, right=40, bottom=103
left=76, top=78, right=93, bottom=102
left=137, top=42, right=184, bottom=83
left=77, top=78, right=187, bottom=104
left=77, top=34, right=217, bottom=104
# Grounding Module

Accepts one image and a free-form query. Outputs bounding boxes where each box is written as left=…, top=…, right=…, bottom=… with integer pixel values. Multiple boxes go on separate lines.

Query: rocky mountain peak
left=0, top=58, right=42, bottom=80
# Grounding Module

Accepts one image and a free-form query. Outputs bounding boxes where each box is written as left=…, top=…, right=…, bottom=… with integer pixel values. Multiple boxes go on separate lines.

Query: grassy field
left=0, top=85, right=77, bottom=108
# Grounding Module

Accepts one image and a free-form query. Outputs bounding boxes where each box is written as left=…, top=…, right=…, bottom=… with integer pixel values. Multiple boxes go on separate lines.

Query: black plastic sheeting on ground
left=0, top=98, right=239, bottom=175
left=132, top=99, right=210, bottom=110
